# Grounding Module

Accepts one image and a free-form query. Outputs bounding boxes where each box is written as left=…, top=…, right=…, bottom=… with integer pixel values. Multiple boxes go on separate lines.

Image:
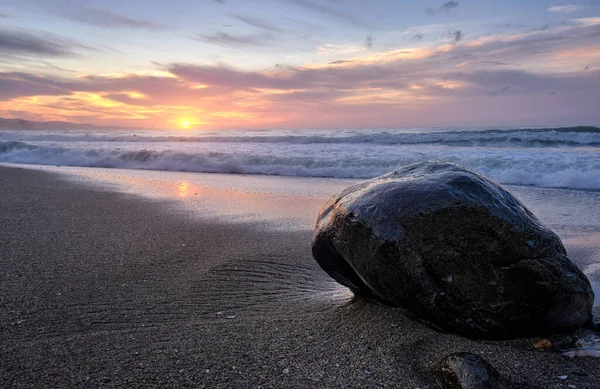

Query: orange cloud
left=2, top=16, right=600, bottom=129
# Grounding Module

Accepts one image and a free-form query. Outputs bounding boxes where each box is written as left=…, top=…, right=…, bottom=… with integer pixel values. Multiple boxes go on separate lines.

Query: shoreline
left=1, top=165, right=599, bottom=388
left=3, top=162, right=600, bottom=194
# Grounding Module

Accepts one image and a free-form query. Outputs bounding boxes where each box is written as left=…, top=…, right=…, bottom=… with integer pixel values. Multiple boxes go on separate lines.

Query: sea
left=1, top=126, right=599, bottom=190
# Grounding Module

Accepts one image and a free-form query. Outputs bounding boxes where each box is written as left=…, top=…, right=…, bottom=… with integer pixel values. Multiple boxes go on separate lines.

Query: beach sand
left=1, top=165, right=599, bottom=388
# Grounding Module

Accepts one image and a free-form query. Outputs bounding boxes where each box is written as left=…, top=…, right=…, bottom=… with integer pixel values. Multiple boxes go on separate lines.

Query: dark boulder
left=433, top=353, right=535, bottom=389
left=312, top=162, right=594, bottom=338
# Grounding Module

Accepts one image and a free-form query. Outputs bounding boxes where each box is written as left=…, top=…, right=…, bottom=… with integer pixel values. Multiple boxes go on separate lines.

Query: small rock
left=433, top=352, right=536, bottom=389
left=547, top=334, right=578, bottom=350
left=533, top=338, right=552, bottom=350
left=434, top=353, right=503, bottom=389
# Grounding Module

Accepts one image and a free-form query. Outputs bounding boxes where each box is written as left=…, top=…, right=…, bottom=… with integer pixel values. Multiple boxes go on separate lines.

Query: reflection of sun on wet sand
left=1, top=165, right=599, bottom=388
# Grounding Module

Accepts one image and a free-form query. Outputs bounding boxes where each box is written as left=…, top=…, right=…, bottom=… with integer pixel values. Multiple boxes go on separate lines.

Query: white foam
left=1, top=126, right=599, bottom=190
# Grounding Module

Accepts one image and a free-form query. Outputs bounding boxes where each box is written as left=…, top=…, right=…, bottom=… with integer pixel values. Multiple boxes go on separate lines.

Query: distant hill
left=0, top=118, right=147, bottom=131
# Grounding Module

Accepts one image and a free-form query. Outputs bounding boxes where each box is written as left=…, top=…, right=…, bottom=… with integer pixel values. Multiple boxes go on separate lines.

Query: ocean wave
left=1, top=126, right=599, bottom=148
left=2, top=141, right=599, bottom=190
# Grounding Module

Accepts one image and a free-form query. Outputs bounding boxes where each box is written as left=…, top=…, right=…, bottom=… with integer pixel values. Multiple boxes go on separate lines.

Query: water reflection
left=58, top=168, right=334, bottom=230
left=177, top=181, right=189, bottom=198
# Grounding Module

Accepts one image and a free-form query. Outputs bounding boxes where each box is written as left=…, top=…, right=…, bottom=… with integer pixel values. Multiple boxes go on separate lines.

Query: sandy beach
left=1, top=165, right=599, bottom=388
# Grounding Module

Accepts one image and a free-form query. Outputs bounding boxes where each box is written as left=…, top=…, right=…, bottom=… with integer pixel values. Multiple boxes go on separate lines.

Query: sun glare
left=173, top=118, right=204, bottom=130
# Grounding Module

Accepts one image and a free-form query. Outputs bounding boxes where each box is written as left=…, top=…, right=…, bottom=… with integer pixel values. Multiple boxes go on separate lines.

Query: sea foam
left=1, top=126, right=599, bottom=190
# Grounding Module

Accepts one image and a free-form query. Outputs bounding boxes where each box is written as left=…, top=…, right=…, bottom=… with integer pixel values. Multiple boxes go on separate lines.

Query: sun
left=174, top=117, right=203, bottom=130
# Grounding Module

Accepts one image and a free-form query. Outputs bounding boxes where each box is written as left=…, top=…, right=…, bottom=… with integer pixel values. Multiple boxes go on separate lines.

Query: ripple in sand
left=189, top=254, right=356, bottom=320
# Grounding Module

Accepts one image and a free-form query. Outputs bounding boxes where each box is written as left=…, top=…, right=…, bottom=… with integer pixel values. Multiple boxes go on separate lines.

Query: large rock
left=312, top=162, right=594, bottom=338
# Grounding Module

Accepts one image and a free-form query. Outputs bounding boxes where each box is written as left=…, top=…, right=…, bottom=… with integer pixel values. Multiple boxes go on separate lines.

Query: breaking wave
left=1, top=139, right=599, bottom=190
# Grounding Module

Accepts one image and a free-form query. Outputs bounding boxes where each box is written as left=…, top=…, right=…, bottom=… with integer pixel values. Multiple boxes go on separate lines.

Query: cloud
left=0, top=28, right=83, bottom=57
left=426, top=1, right=459, bottom=15
left=409, top=29, right=424, bottom=40
left=0, top=71, right=234, bottom=109
left=0, top=12, right=9, bottom=18
left=548, top=5, right=584, bottom=13
left=285, top=0, right=369, bottom=27
left=317, top=44, right=366, bottom=55
left=266, top=89, right=344, bottom=104
left=0, top=55, right=76, bottom=73
left=166, top=62, right=408, bottom=92
left=167, top=64, right=297, bottom=90
left=66, top=7, right=165, bottom=29
left=446, top=30, right=463, bottom=43
left=483, top=23, right=527, bottom=30
left=0, top=74, right=70, bottom=100
left=3, top=17, right=600, bottom=128
left=31, top=0, right=166, bottom=30
left=442, top=1, right=460, bottom=12
left=447, top=53, right=477, bottom=62
left=195, top=31, right=273, bottom=46
left=478, top=60, right=509, bottom=66
left=570, top=17, right=600, bottom=26
left=329, top=60, right=351, bottom=65
left=4, top=65, right=599, bottom=128
left=169, top=20, right=600, bottom=100
left=102, top=93, right=148, bottom=106
left=488, top=85, right=509, bottom=96
left=451, top=20, right=600, bottom=68
left=365, top=35, right=375, bottom=49
left=229, top=13, right=284, bottom=32
left=37, top=59, right=75, bottom=72
left=447, top=69, right=600, bottom=96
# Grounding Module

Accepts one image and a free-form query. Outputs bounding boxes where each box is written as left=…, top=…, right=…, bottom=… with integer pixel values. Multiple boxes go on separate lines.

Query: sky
left=0, top=0, right=599, bottom=130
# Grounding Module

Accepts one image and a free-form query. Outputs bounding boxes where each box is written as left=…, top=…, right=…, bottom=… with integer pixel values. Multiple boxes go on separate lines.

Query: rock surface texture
left=312, top=162, right=594, bottom=338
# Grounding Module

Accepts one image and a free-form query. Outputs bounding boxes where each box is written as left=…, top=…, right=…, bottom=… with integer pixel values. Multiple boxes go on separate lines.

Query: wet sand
left=1, top=165, right=599, bottom=388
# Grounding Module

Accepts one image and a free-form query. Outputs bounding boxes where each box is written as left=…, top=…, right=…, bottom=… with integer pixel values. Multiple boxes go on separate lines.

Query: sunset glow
left=0, top=1, right=599, bottom=129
